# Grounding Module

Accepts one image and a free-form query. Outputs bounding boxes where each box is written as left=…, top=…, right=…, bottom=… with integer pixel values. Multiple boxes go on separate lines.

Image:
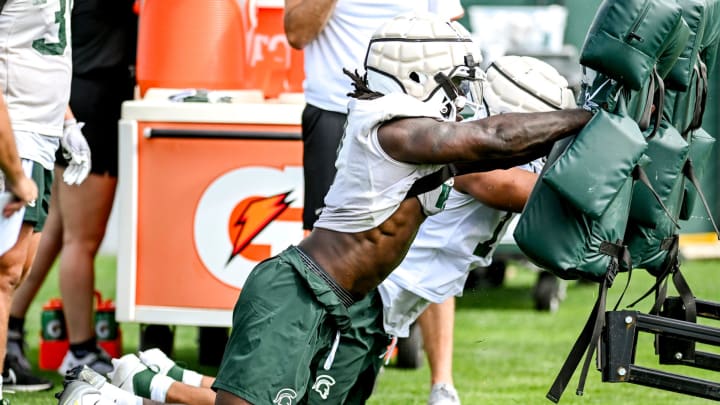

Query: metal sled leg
left=656, top=297, right=720, bottom=372
left=601, top=310, right=720, bottom=401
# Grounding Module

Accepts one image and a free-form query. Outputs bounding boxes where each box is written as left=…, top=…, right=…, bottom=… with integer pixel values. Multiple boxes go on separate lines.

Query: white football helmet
left=364, top=12, right=484, bottom=121
left=483, top=55, right=576, bottom=115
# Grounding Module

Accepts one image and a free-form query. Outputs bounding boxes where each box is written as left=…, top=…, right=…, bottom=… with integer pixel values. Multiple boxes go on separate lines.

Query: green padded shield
left=543, top=103, right=648, bottom=219
left=625, top=122, right=690, bottom=273
left=514, top=107, right=646, bottom=281
left=580, top=0, right=684, bottom=90
left=679, top=128, right=716, bottom=220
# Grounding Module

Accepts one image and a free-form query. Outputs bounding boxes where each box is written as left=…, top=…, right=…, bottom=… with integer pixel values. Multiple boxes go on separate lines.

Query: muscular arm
left=284, top=0, right=338, bottom=49
left=378, top=109, right=591, bottom=170
left=453, top=168, right=537, bottom=213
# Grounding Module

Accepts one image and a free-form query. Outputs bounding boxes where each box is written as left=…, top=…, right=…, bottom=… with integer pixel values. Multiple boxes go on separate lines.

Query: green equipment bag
left=514, top=98, right=647, bottom=281
left=580, top=0, right=684, bottom=90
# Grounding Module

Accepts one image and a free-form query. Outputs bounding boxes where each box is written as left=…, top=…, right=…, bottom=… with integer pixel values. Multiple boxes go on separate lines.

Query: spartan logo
left=273, top=388, right=297, bottom=405
left=311, top=375, right=336, bottom=400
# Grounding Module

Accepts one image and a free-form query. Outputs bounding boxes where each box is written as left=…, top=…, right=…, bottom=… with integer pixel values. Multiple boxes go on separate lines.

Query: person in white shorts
left=0, top=0, right=90, bottom=396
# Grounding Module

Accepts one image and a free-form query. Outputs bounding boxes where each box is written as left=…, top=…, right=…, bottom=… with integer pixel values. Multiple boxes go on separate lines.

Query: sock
left=70, top=337, right=99, bottom=357
left=165, top=363, right=202, bottom=387
left=181, top=369, right=203, bottom=387
left=8, top=316, right=24, bottom=335
left=149, top=374, right=174, bottom=402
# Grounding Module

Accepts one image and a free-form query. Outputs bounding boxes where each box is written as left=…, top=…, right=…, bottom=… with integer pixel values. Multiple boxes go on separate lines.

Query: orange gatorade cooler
left=38, top=298, right=69, bottom=370
left=95, top=292, right=122, bottom=359
left=135, top=0, right=249, bottom=96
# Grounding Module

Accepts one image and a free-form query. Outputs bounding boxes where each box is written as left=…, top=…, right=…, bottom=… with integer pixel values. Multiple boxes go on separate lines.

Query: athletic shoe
left=108, top=353, right=155, bottom=398
left=2, top=353, right=53, bottom=392
left=5, top=330, right=30, bottom=372
left=428, top=383, right=461, bottom=405
left=63, top=365, right=107, bottom=390
left=58, top=348, right=114, bottom=376
left=55, top=380, right=115, bottom=405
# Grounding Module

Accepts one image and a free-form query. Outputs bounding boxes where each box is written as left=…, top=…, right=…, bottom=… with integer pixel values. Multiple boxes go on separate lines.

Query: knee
left=0, top=253, right=27, bottom=293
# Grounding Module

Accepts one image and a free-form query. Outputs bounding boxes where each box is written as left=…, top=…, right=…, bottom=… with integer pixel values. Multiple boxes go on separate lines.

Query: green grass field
left=11, top=255, right=720, bottom=404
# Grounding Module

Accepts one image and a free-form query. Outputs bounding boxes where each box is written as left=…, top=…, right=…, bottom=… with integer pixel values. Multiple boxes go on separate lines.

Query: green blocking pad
left=625, top=121, right=690, bottom=272
left=581, top=0, right=684, bottom=90
left=514, top=136, right=637, bottom=282
left=542, top=104, right=647, bottom=220
left=680, top=128, right=715, bottom=220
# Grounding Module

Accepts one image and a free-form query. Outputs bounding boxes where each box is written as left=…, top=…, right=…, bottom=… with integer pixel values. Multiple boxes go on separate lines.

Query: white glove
left=61, top=119, right=92, bottom=185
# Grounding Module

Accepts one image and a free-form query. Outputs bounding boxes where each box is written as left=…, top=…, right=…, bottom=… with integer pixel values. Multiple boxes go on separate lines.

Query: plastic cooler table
left=116, top=90, right=305, bottom=327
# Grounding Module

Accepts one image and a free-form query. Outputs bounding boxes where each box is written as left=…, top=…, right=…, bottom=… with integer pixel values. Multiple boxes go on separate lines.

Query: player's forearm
left=284, top=0, right=338, bottom=49
left=456, top=109, right=590, bottom=166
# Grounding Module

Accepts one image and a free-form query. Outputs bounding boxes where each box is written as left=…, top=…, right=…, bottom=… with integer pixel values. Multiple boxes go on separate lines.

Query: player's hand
left=3, top=175, right=37, bottom=218
left=61, top=119, right=92, bottom=185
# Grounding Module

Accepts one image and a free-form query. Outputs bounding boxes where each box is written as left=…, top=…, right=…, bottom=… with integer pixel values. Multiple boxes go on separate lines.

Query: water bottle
left=38, top=298, right=69, bottom=370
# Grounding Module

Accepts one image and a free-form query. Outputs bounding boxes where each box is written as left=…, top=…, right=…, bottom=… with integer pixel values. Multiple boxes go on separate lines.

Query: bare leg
left=200, top=375, right=215, bottom=389
left=10, top=177, right=62, bottom=317
left=417, top=297, right=455, bottom=386
left=57, top=172, right=116, bottom=344
left=0, top=224, right=36, bottom=372
left=166, top=382, right=216, bottom=405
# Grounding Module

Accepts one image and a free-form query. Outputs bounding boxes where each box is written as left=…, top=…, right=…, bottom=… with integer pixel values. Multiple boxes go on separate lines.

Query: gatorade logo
left=96, top=319, right=111, bottom=340
left=194, top=167, right=304, bottom=289
left=45, top=319, right=63, bottom=339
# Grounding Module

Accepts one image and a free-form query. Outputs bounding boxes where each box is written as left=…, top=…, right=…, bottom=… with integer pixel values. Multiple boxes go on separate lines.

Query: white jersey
left=302, top=0, right=464, bottom=113
left=313, top=93, right=445, bottom=232
left=378, top=162, right=541, bottom=336
left=383, top=189, right=516, bottom=303
left=0, top=0, right=73, bottom=138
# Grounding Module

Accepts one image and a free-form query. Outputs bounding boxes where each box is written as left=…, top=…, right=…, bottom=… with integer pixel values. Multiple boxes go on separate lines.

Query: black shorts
left=301, top=103, right=347, bottom=230
left=57, top=67, right=135, bottom=177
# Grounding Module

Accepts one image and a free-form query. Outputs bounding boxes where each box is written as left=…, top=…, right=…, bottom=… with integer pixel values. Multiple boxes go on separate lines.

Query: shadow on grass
left=457, top=285, right=536, bottom=311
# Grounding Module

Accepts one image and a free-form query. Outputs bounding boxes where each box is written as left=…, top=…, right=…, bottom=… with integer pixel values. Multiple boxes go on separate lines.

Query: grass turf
left=11, top=255, right=720, bottom=404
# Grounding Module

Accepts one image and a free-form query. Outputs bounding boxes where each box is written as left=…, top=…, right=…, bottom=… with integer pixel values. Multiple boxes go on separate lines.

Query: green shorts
left=213, top=246, right=352, bottom=404
left=22, top=160, right=53, bottom=232
left=307, top=289, right=389, bottom=404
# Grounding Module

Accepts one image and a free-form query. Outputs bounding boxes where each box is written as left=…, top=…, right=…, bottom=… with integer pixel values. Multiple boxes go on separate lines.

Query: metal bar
left=636, top=312, right=720, bottom=345
left=145, top=128, right=301, bottom=140
left=626, top=365, right=720, bottom=400
left=697, top=299, right=720, bottom=321
left=692, top=351, right=720, bottom=372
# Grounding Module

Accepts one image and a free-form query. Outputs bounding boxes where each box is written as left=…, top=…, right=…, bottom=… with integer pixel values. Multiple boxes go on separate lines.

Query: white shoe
left=55, top=380, right=115, bottom=405
left=63, top=365, right=108, bottom=389
left=138, top=348, right=175, bottom=375
left=428, top=383, right=461, bottom=405
left=58, top=349, right=114, bottom=376
left=108, top=353, right=155, bottom=397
